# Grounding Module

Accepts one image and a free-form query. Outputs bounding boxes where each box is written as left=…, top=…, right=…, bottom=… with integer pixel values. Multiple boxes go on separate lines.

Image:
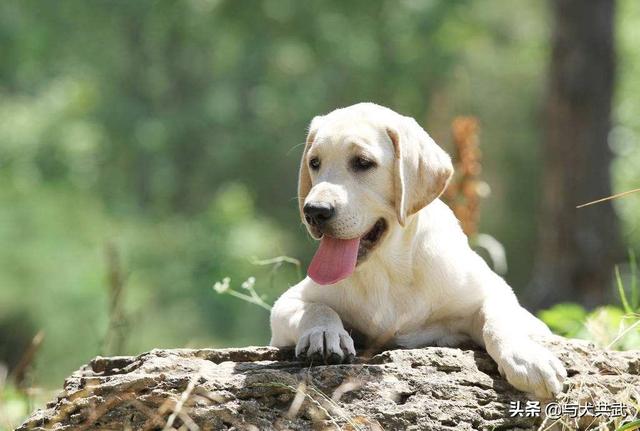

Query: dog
left=270, top=103, right=566, bottom=399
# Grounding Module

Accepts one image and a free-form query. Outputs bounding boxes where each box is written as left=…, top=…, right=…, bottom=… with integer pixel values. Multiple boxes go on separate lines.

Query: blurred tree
left=529, top=0, right=622, bottom=309
left=2, top=0, right=638, bottom=389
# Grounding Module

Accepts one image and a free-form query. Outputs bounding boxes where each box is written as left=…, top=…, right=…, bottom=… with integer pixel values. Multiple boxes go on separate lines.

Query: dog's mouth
left=357, top=218, right=387, bottom=261
left=307, top=218, right=388, bottom=286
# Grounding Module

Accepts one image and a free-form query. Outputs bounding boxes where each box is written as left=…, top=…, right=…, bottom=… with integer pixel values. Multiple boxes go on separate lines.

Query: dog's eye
left=351, top=156, right=376, bottom=172
left=309, top=157, right=321, bottom=170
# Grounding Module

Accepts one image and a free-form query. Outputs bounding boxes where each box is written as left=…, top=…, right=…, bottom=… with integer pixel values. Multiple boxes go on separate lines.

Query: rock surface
left=18, top=339, right=640, bottom=430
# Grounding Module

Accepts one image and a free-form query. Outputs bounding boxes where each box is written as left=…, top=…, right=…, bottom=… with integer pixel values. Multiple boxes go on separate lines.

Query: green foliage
left=539, top=254, right=640, bottom=350
left=0, top=0, right=639, bottom=410
left=614, top=0, right=640, bottom=245
left=616, top=419, right=640, bottom=431
left=0, top=178, right=296, bottom=387
left=541, top=303, right=640, bottom=351
left=0, top=384, right=29, bottom=431
left=0, top=381, right=55, bottom=431
left=538, top=303, right=589, bottom=339
left=0, top=0, right=552, bottom=391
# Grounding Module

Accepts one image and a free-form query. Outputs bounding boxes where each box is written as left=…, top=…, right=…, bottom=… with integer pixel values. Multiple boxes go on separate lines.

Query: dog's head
left=298, top=103, right=453, bottom=285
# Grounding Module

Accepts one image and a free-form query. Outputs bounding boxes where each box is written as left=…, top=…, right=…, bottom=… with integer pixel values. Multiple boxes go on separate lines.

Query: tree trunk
left=529, top=0, right=621, bottom=310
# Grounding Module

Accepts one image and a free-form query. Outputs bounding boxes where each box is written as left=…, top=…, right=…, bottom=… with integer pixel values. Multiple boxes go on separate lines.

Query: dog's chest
left=334, top=273, right=432, bottom=340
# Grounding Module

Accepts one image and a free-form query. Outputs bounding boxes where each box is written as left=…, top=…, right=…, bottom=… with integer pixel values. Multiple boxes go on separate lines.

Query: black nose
left=303, top=202, right=335, bottom=226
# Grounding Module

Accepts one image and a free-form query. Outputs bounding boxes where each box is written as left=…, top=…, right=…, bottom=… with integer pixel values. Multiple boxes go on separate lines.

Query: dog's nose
left=303, top=202, right=335, bottom=226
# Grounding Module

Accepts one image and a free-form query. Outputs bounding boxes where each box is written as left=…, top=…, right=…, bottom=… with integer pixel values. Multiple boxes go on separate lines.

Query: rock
left=17, top=339, right=640, bottom=430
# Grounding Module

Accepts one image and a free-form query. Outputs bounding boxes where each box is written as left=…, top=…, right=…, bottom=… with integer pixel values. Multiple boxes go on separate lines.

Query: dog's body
left=270, top=103, right=566, bottom=398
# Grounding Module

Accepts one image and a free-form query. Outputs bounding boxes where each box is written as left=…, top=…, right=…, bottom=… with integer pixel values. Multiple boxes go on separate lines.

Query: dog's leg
left=469, top=289, right=567, bottom=399
left=270, top=286, right=356, bottom=364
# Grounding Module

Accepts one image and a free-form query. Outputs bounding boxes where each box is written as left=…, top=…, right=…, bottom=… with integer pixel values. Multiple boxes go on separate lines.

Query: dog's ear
left=298, top=116, right=323, bottom=223
left=387, top=117, right=453, bottom=227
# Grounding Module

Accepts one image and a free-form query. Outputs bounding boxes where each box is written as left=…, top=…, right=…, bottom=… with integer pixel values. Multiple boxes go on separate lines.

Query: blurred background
left=1, top=0, right=639, bottom=426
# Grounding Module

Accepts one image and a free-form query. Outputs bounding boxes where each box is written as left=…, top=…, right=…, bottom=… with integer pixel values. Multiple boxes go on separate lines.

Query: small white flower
left=213, top=277, right=231, bottom=294
left=241, top=276, right=256, bottom=290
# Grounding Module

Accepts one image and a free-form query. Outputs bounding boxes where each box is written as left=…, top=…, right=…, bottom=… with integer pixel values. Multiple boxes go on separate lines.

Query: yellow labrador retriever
left=270, top=103, right=566, bottom=399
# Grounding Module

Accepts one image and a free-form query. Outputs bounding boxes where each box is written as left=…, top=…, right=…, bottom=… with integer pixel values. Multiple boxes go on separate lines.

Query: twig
left=251, top=255, right=302, bottom=284
left=286, top=381, right=307, bottom=419
left=250, top=256, right=301, bottom=268
left=305, top=383, right=365, bottom=431
left=331, top=378, right=362, bottom=402
left=12, top=330, right=45, bottom=389
left=576, top=187, right=640, bottom=209
left=103, top=241, right=129, bottom=355
left=163, top=373, right=201, bottom=431
left=75, top=392, right=137, bottom=431
left=225, top=290, right=272, bottom=311
left=252, top=382, right=342, bottom=429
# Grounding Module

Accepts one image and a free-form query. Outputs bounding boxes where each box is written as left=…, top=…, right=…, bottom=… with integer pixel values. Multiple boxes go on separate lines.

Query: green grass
left=539, top=250, right=640, bottom=350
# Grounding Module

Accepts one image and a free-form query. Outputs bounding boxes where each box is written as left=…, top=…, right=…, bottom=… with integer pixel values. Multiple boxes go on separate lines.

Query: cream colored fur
left=270, top=103, right=566, bottom=399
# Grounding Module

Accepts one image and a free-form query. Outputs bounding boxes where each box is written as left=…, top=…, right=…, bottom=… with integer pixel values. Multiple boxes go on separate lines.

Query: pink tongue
left=308, top=236, right=360, bottom=285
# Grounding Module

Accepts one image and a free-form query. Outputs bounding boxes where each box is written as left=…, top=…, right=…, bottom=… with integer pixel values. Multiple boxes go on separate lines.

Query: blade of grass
left=615, top=419, right=640, bottom=431
left=615, top=265, right=633, bottom=315
left=629, top=248, right=638, bottom=311
left=606, top=317, right=640, bottom=350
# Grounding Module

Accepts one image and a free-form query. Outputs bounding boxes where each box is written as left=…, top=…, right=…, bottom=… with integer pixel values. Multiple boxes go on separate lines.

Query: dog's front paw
left=295, top=327, right=356, bottom=365
left=496, top=341, right=567, bottom=399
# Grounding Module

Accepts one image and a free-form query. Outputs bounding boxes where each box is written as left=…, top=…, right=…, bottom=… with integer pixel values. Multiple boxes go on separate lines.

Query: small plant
left=102, top=242, right=129, bottom=356
left=212, top=255, right=301, bottom=311
left=615, top=248, right=639, bottom=315
left=539, top=249, right=640, bottom=350
left=0, top=331, right=51, bottom=431
left=213, top=276, right=272, bottom=311
left=615, top=419, right=640, bottom=431
left=0, top=383, right=31, bottom=431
